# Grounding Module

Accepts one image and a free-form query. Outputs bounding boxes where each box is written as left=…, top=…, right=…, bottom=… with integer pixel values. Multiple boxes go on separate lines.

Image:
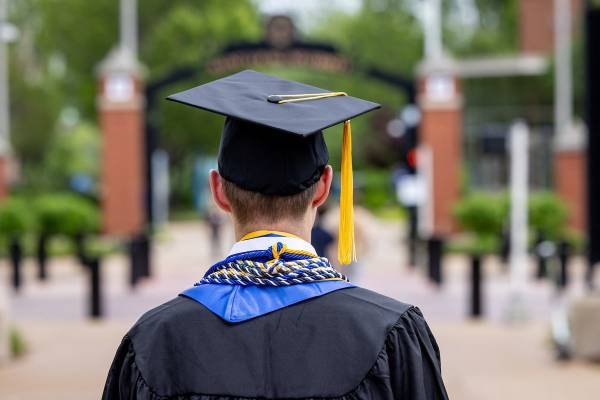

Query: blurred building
left=519, top=0, right=583, bottom=54
left=461, top=0, right=585, bottom=231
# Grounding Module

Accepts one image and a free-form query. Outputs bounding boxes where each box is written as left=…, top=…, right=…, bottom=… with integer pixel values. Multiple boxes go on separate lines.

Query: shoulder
left=307, top=287, right=437, bottom=357
left=334, top=286, right=415, bottom=315
left=127, top=296, right=215, bottom=340
left=135, top=296, right=203, bottom=324
left=336, top=289, right=437, bottom=353
left=310, top=286, right=417, bottom=326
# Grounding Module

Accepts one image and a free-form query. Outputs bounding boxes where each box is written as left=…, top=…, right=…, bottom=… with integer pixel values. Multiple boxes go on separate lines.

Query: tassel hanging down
left=338, top=120, right=355, bottom=265
left=266, top=91, right=356, bottom=265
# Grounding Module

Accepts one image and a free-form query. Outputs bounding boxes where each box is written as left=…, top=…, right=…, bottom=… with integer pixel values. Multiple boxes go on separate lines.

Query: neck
left=234, top=219, right=312, bottom=242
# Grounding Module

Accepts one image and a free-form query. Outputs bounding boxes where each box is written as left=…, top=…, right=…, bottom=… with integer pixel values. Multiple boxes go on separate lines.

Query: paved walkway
left=0, top=218, right=599, bottom=399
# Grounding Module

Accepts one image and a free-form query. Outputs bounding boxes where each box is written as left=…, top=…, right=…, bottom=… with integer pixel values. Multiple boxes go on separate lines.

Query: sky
left=255, top=0, right=362, bottom=30
left=255, top=0, right=480, bottom=42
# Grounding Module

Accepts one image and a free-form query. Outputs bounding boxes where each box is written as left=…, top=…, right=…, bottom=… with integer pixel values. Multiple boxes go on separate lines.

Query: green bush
left=453, top=192, right=507, bottom=255
left=34, top=193, right=99, bottom=236
left=528, top=191, right=569, bottom=240
left=453, top=192, right=506, bottom=237
left=0, top=198, right=33, bottom=238
left=357, top=169, right=395, bottom=211
left=447, top=235, right=500, bottom=255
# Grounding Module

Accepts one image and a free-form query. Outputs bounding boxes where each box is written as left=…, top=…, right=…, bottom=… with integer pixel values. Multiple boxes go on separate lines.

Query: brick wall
left=519, top=0, right=584, bottom=54
left=555, top=150, right=586, bottom=232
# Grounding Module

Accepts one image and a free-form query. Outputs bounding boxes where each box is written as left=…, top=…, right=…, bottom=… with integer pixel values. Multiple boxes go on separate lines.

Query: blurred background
left=1, top=0, right=600, bottom=398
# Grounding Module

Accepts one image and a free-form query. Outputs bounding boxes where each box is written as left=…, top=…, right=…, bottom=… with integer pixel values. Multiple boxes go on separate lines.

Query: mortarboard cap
left=166, top=70, right=380, bottom=265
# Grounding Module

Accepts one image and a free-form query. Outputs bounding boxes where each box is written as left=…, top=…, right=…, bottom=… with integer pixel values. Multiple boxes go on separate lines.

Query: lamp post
left=507, top=121, right=530, bottom=321
left=0, top=0, right=18, bottom=202
left=120, top=0, right=137, bottom=56
left=0, top=0, right=17, bottom=364
left=423, top=0, right=442, bottom=62
left=554, top=0, right=573, bottom=138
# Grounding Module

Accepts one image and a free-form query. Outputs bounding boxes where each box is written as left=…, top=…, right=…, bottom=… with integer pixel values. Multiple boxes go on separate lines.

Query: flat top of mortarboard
left=166, top=70, right=381, bottom=137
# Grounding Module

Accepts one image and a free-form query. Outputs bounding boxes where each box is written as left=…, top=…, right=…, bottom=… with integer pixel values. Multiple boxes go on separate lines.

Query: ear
left=311, top=165, right=333, bottom=208
left=208, top=169, right=232, bottom=213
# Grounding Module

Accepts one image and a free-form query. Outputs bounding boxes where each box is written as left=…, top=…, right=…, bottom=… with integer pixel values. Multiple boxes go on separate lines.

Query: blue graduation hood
left=182, top=280, right=353, bottom=323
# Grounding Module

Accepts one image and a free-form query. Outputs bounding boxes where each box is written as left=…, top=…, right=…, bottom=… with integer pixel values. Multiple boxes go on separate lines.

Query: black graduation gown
left=102, top=287, right=449, bottom=399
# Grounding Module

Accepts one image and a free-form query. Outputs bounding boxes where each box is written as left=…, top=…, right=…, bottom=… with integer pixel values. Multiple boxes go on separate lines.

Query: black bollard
left=73, top=232, right=87, bottom=266
left=536, top=255, right=548, bottom=280
left=556, top=240, right=571, bottom=290
left=407, top=206, right=418, bottom=268
left=88, top=258, right=102, bottom=318
left=470, top=255, right=483, bottom=318
left=129, top=238, right=141, bottom=288
left=427, top=237, right=444, bottom=286
left=139, top=233, right=151, bottom=278
left=36, top=234, right=49, bottom=281
left=499, top=229, right=510, bottom=266
left=535, top=233, right=547, bottom=280
left=9, top=237, right=23, bottom=291
left=128, top=233, right=151, bottom=287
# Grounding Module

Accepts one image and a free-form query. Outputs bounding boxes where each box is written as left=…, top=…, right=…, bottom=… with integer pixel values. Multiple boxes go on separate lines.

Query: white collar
left=227, top=233, right=317, bottom=257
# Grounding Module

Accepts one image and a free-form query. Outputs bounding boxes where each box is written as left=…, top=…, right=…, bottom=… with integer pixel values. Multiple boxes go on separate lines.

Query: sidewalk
left=0, top=219, right=599, bottom=399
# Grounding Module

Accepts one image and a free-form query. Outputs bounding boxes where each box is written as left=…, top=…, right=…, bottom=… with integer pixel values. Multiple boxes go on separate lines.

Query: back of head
left=218, top=117, right=328, bottom=225
left=221, top=177, right=318, bottom=226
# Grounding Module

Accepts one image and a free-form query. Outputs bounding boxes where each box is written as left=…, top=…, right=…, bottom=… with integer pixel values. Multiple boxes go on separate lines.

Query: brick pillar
left=519, top=0, right=583, bottom=54
left=97, top=48, right=145, bottom=236
left=554, top=123, right=586, bottom=232
left=417, top=60, right=462, bottom=236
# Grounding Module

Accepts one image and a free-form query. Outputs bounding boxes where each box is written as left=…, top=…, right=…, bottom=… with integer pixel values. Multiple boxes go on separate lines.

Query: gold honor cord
left=267, top=92, right=355, bottom=265
left=267, top=92, right=348, bottom=104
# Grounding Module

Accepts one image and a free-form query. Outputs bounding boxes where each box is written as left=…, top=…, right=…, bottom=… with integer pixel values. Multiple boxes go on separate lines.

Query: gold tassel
left=338, top=120, right=355, bottom=265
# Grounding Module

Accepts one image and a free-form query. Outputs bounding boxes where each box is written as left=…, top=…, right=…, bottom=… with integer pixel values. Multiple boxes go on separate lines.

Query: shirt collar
left=227, top=230, right=317, bottom=257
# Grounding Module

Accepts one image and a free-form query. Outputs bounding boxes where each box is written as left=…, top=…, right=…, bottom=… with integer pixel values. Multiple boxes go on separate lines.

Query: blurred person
left=324, top=203, right=372, bottom=282
left=103, top=71, right=448, bottom=400
left=205, top=203, right=225, bottom=258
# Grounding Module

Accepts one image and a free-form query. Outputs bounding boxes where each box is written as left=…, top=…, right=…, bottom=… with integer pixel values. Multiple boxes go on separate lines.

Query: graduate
left=102, top=70, right=449, bottom=400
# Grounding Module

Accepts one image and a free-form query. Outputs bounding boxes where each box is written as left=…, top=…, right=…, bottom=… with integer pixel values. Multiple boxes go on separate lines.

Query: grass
left=446, top=234, right=500, bottom=256
left=170, top=208, right=202, bottom=222
left=373, top=205, right=406, bottom=221
left=10, top=327, right=27, bottom=358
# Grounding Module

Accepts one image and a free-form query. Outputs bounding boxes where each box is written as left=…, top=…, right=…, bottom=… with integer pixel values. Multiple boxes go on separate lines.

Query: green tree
left=311, top=0, right=423, bottom=77
left=8, top=0, right=261, bottom=195
left=9, top=61, right=61, bottom=190
left=14, top=0, right=261, bottom=119
left=446, top=0, right=518, bottom=56
left=140, top=1, right=261, bottom=79
left=44, top=122, right=100, bottom=191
